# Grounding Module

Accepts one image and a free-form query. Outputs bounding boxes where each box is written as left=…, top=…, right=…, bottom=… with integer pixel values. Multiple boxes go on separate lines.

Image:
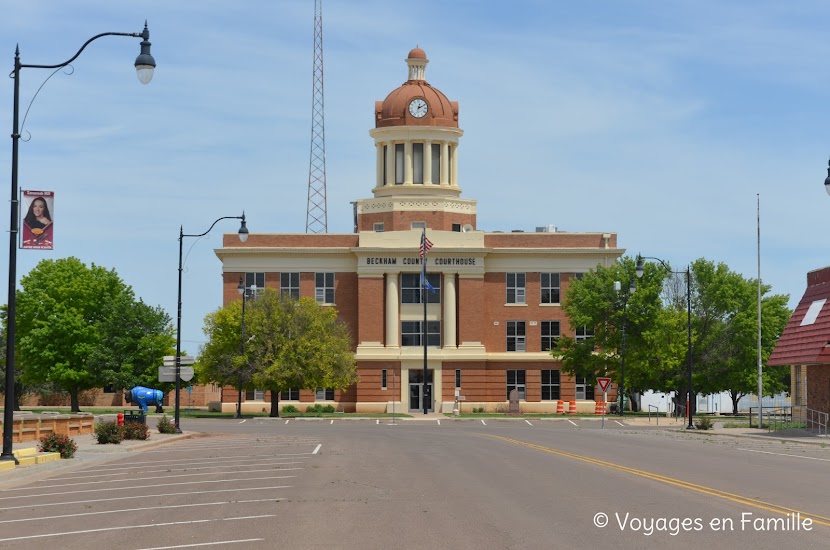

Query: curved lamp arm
left=17, top=22, right=155, bottom=84
left=181, top=212, right=248, bottom=241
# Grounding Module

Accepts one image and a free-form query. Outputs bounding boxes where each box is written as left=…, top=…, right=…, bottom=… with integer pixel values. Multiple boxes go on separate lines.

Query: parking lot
left=1, top=417, right=828, bottom=549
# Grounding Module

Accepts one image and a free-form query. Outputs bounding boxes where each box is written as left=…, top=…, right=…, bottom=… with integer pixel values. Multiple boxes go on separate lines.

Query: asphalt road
left=0, top=418, right=828, bottom=549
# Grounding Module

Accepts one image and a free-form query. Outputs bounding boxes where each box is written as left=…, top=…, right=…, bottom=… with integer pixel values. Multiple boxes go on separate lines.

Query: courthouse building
left=214, top=48, right=623, bottom=414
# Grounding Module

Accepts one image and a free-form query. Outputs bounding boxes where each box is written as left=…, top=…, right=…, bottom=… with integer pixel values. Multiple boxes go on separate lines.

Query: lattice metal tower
left=306, top=0, right=328, bottom=233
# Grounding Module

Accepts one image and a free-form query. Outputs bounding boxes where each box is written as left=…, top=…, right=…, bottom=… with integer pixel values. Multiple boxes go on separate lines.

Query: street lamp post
left=235, top=278, right=257, bottom=418
left=615, top=278, right=636, bottom=416
left=636, top=255, right=695, bottom=430
left=2, top=24, right=156, bottom=463
left=236, top=277, right=247, bottom=419
left=176, top=215, right=249, bottom=432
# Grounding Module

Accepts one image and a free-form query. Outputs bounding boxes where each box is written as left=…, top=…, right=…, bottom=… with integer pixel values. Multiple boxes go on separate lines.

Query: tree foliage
left=558, top=256, right=791, bottom=412
left=15, top=257, right=175, bottom=412
left=198, top=289, right=357, bottom=416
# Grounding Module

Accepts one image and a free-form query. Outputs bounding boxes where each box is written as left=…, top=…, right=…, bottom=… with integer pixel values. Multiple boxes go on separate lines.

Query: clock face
left=409, top=98, right=428, bottom=118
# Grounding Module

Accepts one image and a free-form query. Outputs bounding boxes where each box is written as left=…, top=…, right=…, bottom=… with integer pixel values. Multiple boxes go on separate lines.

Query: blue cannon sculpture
left=125, top=386, right=165, bottom=413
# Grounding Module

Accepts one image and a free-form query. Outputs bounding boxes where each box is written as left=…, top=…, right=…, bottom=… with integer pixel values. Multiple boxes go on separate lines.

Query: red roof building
left=768, top=266, right=830, bottom=415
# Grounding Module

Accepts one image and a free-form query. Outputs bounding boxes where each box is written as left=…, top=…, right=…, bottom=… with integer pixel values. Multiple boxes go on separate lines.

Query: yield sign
left=597, top=377, right=612, bottom=393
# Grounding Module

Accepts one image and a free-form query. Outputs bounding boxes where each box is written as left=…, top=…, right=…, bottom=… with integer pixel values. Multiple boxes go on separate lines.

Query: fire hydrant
left=116, top=412, right=124, bottom=426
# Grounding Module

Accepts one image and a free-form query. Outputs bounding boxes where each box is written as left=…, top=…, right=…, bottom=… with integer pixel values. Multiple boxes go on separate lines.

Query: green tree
left=199, top=289, right=357, bottom=417
left=15, top=257, right=173, bottom=412
left=89, top=294, right=176, bottom=392
left=197, top=299, right=254, bottom=414
left=559, top=257, right=791, bottom=414
left=557, top=257, right=665, bottom=411
left=689, top=259, right=790, bottom=412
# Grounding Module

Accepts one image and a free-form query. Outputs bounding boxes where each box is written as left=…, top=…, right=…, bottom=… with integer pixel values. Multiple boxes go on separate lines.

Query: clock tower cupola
left=359, top=48, right=474, bottom=232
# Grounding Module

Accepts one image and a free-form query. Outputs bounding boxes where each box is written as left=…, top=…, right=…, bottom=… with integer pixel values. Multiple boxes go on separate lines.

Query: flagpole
left=422, top=227, right=429, bottom=414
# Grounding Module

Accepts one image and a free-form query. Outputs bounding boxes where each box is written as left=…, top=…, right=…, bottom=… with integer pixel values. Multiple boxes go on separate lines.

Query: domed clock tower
left=356, top=48, right=476, bottom=232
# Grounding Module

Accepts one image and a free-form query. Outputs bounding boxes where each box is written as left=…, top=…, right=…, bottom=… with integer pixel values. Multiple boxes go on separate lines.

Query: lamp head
left=237, top=276, right=244, bottom=295
left=238, top=213, right=249, bottom=243
left=635, top=256, right=644, bottom=279
left=825, top=157, right=830, bottom=197
left=134, top=21, right=156, bottom=85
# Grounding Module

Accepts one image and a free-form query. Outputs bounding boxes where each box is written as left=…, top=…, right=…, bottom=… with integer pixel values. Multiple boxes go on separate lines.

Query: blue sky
left=2, top=1, right=829, bottom=354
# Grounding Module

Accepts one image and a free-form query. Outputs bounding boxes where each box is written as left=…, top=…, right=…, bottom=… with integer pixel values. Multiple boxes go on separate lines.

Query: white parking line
left=312, top=444, right=321, bottom=455
left=137, top=540, right=264, bottom=550
left=567, top=419, right=578, bottom=427
left=0, top=475, right=297, bottom=501
left=0, top=498, right=281, bottom=524
left=20, top=467, right=304, bottom=491
left=614, top=420, right=625, bottom=427
left=44, top=461, right=305, bottom=482
left=330, top=419, right=334, bottom=425
left=239, top=419, right=247, bottom=424
left=738, top=448, right=830, bottom=461
left=0, top=486, right=291, bottom=512
left=285, top=419, right=289, bottom=424
left=525, top=420, right=533, bottom=426
left=481, top=420, right=487, bottom=426
left=0, top=515, right=276, bottom=544
left=376, top=419, right=379, bottom=425
left=437, top=419, right=441, bottom=425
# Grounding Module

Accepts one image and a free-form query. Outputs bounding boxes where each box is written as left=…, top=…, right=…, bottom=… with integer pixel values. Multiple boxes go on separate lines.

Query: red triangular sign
left=597, top=377, right=612, bottom=393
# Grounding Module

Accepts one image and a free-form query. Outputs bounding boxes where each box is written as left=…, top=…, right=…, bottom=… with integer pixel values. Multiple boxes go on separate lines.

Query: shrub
left=123, top=422, right=150, bottom=440
left=695, top=417, right=713, bottom=430
left=38, top=433, right=77, bottom=459
left=306, top=404, right=323, bottom=414
left=321, top=404, right=336, bottom=413
left=156, top=415, right=177, bottom=434
left=94, top=421, right=124, bottom=444
left=282, top=405, right=299, bottom=414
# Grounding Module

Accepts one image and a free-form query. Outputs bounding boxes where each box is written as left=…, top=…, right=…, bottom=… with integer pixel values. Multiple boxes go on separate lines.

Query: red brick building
left=214, top=48, right=622, bottom=414
left=768, top=266, right=830, bottom=418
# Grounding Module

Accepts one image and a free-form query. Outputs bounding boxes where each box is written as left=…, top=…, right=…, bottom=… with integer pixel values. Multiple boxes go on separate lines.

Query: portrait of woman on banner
left=21, top=196, right=53, bottom=250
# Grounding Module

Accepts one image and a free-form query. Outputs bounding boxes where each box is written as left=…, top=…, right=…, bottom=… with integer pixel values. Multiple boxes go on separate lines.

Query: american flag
left=419, top=231, right=433, bottom=258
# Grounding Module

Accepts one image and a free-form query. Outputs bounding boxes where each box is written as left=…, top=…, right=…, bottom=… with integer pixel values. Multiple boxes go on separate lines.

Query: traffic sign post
left=597, top=377, right=612, bottom=429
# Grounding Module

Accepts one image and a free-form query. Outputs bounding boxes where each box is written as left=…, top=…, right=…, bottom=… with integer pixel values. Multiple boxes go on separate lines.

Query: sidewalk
left=0, top=428, right=199, bottom=489
left=620, top=415, right=829, bottom=446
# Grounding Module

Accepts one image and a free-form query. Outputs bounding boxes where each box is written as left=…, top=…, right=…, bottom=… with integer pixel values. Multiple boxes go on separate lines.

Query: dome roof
left=375, top=48, right=458, bottom=129
left=408, top=47, right=427, bottom=60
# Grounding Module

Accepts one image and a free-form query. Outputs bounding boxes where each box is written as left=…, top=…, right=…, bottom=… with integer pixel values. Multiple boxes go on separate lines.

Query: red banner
left=21, top=190, right=54, bottom=250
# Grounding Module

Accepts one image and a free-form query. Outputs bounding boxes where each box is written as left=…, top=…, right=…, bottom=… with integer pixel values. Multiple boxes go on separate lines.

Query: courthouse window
left=541, top=370, right=560, bottom=401
left=541, top=273, right=560, bottom=304
left=243, top=272, right=265, bottom=298
left=280, top=272, right=300, bottom=299
left=401, top=320, right=441, bottom=347
left=316, top=388, right=335, bottom=401
left=507, top=273, right=526, bottom=304
left=507, top=321, right=526, bottom=352
left=413, top=143, right=424, bottom=184
left=541, top=321, right=560, bottom=352
left=281, top=388, right=300, bottom=400
left=506, top=369, right=526, bottom=400
left=315, top=273, right=335, bottom=304
left=401, top=273, right=441, bottom=304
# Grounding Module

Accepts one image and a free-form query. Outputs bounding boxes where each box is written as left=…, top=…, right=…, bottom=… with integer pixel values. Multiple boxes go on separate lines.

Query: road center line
left=487, top=434, right=830, bottom=527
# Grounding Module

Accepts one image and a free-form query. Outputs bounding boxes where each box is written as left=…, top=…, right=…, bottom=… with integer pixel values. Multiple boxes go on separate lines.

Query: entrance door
left=408, top=369, right=433, bottom=412
left=408, top=383, right=433, bottom=412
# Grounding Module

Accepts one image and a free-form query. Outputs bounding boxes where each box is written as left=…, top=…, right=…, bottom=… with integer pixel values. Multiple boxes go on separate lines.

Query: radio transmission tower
left=306, top=0, right=328, bottom=233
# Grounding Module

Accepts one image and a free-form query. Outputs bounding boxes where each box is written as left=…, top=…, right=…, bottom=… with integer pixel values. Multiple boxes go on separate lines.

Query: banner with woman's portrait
left=20, top=190, right=54, bottom=250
